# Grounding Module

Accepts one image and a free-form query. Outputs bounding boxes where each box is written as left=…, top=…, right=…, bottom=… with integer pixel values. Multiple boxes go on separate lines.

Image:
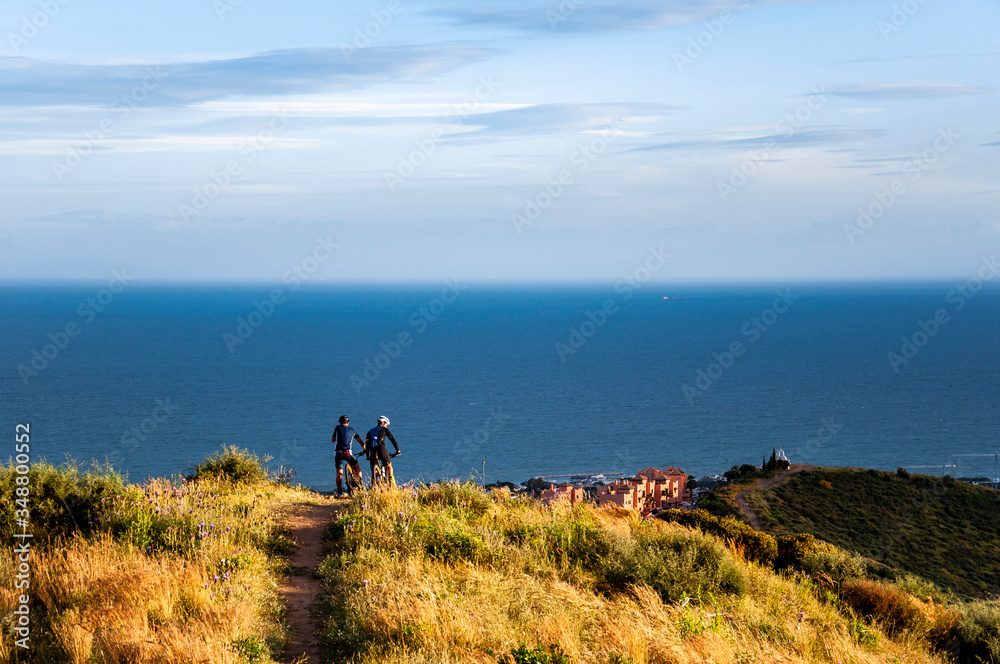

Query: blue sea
left=2, top=283, right=999, bottom=491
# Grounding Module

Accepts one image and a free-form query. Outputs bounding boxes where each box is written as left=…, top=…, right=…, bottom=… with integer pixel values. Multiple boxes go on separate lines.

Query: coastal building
left=540, top=483, right=586, bottom=506
left=594, top=466, right=689, bottom=513
left=595, top=483, right=635, bottom=510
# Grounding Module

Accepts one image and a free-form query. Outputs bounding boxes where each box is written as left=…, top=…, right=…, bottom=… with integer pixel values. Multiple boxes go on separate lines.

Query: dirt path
left=733, top=464, right=815, bottom=530
left=279, top=496, right=343, bottom=664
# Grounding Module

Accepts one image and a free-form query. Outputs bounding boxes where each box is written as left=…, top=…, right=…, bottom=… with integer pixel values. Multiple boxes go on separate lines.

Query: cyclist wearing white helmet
left=364, top=416, right=401, bottom=486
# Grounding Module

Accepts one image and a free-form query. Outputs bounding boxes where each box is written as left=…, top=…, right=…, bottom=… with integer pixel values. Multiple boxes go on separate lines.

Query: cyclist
left=332, top=415, right=364, bottom=496
left=364, top=416, right=401, bottom=486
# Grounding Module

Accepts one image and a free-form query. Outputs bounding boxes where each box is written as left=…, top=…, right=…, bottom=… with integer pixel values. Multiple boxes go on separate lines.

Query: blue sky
left=0, top=0, right=997, bottom=282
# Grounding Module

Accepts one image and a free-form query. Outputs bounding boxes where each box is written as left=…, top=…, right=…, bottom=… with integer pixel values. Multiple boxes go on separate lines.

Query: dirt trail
left=279, top=497, right=343, bottom=664
left=733, top=464, right=815, bottom=530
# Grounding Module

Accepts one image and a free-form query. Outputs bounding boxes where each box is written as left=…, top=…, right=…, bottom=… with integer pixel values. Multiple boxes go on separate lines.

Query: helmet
left=377, top=416, right=390, bottom=426
left=338, top=415, right=349, bottom=424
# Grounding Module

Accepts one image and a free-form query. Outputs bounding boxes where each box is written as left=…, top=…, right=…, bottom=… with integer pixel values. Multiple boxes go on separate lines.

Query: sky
left=0, top=0, right=997, bottom=283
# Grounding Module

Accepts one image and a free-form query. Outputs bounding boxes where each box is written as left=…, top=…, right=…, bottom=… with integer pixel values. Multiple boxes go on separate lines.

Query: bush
left=799, top=542, right=866, bottom=586
left=697, top=492, right=738, bottom=518
left=598, top=525, right=747, bottom=602
left=0, top=460, right=127, bottom=543
left=724, top=464, right=762, bottom=484
left=419, top=479, right=493, bottom=516
left=941, top=600, right=1000, bottom=663
left=893, top=573, right=952, bottom=605
left=189, top=446, right=270, bottom=484
left=507, top=644, right=570, bottom=664
left=839, top=579, right=924, bottom=634
left=425, top=523, right=488, bottom=564
left=658, top=509, right=777, bottom=567
left=775, top=533, right=816, bottom=570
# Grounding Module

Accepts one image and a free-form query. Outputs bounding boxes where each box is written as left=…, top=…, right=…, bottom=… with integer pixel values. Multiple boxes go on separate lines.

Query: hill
left=317, top=481, right=1000, bottom=663
left=3, top=453, right=998, bottom=663
left=731, top=467, right=1000, bottom=597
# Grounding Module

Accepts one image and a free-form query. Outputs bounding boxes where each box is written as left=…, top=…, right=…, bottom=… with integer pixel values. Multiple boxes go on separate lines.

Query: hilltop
left=714, top=466, right=1000, bottom=598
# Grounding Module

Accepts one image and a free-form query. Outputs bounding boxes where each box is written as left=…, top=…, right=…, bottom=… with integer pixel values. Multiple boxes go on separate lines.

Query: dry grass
left=317, top=482, right=948, bottom=664
left=0, top=453, right=320, bottom=664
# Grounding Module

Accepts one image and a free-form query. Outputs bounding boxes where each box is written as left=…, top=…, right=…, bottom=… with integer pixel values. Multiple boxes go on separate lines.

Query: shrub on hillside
left=800, top=542, right=866, bottom=586
left=925, top=599, right=1000, bottom=663
left=840, top=579, right=924, bottom=635
left=775, top=533, right=816, bottom=570
left=189, top=446, right=270, bottom=484
left=658, top=509, right=777, bottom=567
left=419, top=479, right=493, bottom=516
left=697, top=492, right=738, bottom=517
left=724, top=464, right=763, bottom=484
left=0, top=460, right=126, bottom=542
left=507, top=643, right=570, bottom=664
left=893, top=573, right=952, bottom=605
left=598, top=523, right=747, bottom=601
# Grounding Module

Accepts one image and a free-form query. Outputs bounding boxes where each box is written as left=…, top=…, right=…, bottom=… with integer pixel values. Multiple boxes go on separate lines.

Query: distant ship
left=662, top=297, right=686, bottom=301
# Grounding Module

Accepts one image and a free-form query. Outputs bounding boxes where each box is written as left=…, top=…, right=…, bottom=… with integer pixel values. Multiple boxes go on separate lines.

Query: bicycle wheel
left=346, top=464, right=364, bottom=493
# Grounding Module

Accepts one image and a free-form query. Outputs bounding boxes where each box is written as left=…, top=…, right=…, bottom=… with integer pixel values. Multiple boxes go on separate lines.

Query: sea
left=2, top=282, right=999, bottom=491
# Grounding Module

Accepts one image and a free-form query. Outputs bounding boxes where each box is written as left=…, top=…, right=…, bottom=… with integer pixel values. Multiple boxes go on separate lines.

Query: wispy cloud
left=629, top=127, right=883, bottom=152
left=826, top=83, right=994, bottom=100
left=428, top=0, right=813, bottom=33
left=445, top=102, right=682, bottom=142
left=840, top=51, right=1000, bottom=64
left=0, top=46, right=493, bottom=107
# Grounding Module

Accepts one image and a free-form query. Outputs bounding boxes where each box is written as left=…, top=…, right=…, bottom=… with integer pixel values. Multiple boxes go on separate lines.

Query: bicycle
left=368, top=450, right=401, bottom=489
left=344, top=459, right=365, bottom=494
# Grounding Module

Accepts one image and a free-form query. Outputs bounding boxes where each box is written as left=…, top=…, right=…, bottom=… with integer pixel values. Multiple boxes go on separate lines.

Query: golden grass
left=319, top=484, right=948, bottom=664
left=0, top=472, right=320, bottom=664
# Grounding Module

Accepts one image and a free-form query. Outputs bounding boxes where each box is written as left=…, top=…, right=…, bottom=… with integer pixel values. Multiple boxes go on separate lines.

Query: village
left=486, top=465, right=708, bottom=516
left=484, top=449, right=795, bottom=516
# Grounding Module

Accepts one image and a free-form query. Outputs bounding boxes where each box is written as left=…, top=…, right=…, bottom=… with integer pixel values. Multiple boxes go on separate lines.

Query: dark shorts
left=335, top=450, right=357, bottom=470
left=368, top=444, right=392, bottom=467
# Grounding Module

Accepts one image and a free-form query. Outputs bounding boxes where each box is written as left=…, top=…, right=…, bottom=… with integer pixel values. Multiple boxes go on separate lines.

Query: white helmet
left=377, top=416, right=390, bottom=426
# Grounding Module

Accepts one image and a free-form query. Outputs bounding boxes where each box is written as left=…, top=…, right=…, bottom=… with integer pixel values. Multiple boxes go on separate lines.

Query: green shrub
left=775, top=533, right=816, bottom=570
left=0, top=460, right=127, bottom=543
left=418, top=480, right=492, bottom=516
left=598, top=525, right=747, bottom=602
left=658, top=509, right=777, bottom=567
left=507, top=643, right=570, bottom=664
left=947, top=601, right=1000, bottom=663
left=231, top=635, right=269, bottom=662
left=799, top=542, right=865, bottom=586
left=189, top=446, right=270, bottom=484
left=697, top=492, right=738, bottom=517
left=893, top=573, right=952, bottom=605
left=847, top=615, right=879, bottom=649
left=424, top=524, right=488, bottom=564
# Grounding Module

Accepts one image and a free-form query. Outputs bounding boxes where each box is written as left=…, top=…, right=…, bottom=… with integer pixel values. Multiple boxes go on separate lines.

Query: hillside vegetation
left=735, top=468, right=1000, bottom=597
left=0, top=447, right=314, bottom=663
left=4, top=454, right=998, bottom=663
left=317, top=481, right=975, bottom=664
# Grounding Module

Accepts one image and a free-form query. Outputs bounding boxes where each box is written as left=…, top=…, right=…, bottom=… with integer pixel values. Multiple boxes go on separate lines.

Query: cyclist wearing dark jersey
left=364, top=416, right=400, bottom=486
left=332, top=415, right=364, bottom=496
